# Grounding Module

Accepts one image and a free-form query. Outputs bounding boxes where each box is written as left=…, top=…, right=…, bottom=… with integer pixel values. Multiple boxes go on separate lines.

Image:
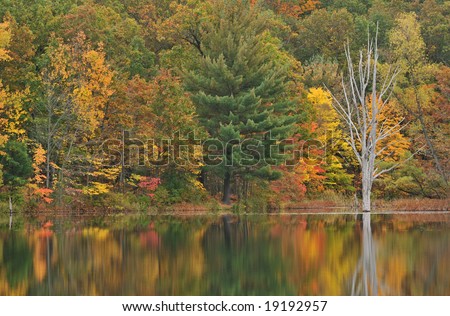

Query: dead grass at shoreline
left=285, top=198, right=449, bottom=212
left=3, top=198, right=447, bottom=218
left=374, top=198, right=449, bottom=212
left=152, top=197, right=449, bottom=215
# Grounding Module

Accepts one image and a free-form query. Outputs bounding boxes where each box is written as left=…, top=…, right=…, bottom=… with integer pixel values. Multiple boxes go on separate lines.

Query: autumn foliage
left=0, top=0, right=448, bottom=210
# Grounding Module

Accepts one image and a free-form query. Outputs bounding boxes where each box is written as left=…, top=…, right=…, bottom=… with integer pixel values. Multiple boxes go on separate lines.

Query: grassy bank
left=1, top=197, right=448, bottom=223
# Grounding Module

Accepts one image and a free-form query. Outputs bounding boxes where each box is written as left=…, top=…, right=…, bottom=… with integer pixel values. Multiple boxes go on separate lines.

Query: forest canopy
left=0, top=0, right=448, bottom=211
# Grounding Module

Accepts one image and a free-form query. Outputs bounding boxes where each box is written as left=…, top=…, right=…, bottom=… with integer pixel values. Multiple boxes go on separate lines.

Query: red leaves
left=138, top=177, right=161, bottom=197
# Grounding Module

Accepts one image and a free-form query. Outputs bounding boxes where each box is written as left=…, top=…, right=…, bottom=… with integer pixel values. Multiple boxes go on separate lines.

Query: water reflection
left=0, top=213, right=449, bottom=295
left=352, top=213, right=378, bottom=295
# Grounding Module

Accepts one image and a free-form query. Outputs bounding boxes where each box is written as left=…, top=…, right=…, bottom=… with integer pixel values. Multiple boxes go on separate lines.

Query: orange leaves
left=370, top=96, right=410, bottom=162
left=25, top=184, right=54, bottom=204
left=0, top=21, right=11, bottom=61
left=266, top=0, right=321, bottom=18
left=23, top=144, right=53, bottom=204
left=36, top=188, right=54, bottom=204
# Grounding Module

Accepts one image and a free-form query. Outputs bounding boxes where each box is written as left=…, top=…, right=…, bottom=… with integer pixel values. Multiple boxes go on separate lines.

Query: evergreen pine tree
left=185, top=0, right=297, bottom=204
left=0, top=140, right=33, bottom=190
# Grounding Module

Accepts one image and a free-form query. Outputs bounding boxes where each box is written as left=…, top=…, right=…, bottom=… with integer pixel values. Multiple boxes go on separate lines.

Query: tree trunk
left=361, top=164, right=372, bottom=212
left=417, top=113, right=447, bottom=184
left=362, top=186, right=371, bottom=212
left=9, top=195, right=13, bottom=230
left=222, top=170, right=231, bottom=205
left=46, top=146, right=51, bottom=189
left=411, top=76, right=447, bottom=184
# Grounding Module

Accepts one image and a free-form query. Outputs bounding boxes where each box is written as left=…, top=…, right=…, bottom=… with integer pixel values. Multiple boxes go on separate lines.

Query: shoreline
left=1, top=198, right=448, bottom=220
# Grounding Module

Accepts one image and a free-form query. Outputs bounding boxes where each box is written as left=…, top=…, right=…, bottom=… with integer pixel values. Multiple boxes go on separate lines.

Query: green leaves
left=0, top=140, right=33, bottom=189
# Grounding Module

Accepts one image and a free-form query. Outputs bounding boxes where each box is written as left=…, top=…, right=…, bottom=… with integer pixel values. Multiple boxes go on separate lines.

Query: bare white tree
left=328, top=29, right=403, bottom=212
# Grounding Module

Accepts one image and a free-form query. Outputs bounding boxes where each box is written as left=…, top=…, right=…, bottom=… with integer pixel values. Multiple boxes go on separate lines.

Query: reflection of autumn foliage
left=31, top=230, right=56, bottom=282
left=278, top=218, right=358, bottom=295
left=139, top=223, right=159, bottom=248
left=1, top=216, right=450, bottom=295
left=375, top=214, right=450, bottom=295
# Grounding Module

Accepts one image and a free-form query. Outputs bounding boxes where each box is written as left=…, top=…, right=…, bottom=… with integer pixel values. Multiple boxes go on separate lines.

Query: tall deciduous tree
left=185, top=0, right=297, bottom=204
left=37, top=32, right=114, bottom=190
left=294, top=8, right=356, bottom=63
left=0, top=23, right=30, bottom=188
left=0, top=14, right=37, bottom=91
left=389, top=12, right=447, bottom=184
left=307, top=87, right=355, bottom=193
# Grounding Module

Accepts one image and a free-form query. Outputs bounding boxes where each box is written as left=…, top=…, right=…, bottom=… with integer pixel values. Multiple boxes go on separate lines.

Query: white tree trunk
left=361, top=163, right=372, bottom=212
left=9, top=195, right=13, bottom=230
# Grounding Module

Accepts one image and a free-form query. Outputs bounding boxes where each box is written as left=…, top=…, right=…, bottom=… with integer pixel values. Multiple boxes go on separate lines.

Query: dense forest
left=0, top=0, right=448, bottom=212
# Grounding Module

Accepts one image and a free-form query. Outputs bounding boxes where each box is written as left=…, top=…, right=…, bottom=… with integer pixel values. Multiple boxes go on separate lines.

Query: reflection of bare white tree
left=352, top=213, right=378, bottom=295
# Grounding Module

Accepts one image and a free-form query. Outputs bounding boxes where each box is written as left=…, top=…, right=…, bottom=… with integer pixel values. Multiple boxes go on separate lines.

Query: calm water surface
left=0, top=213, right=449, bottom=295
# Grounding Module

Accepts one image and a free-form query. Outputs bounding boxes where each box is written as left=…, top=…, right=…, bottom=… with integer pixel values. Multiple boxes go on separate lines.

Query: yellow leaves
left=82, top=48, right=114, bottom=100
left=73, top=86, right=101, bottom=133
left=306, top=87, right=354, bottom=192
left=389, top=13, right=426, bottom=69
left=308, top=87, right=409, bottom=166
left=72, top=48, right=113, bottom=133
left=83, top=181, right=112, bottom=196
left=79, top=154, right=121, bottom=197
left=307, top=87, right=341, bottom=143
left=44, top=36, right=71, bottom=82
left=189, top=177, right=206, bottom=192
left=85, top=157, right=120, bottom=194
left=42, top=32, right=114, bottom=139
left=0, top=21, right=12, bottom=61
left=90, top=167, right=121, bottom=182
left=20, top=145, right=54, bottom=204
left=0, top=82, right=29, bottom=141
left=307, top=87, right=332, bottom=107
left=127, top=173, right=142, bottom=188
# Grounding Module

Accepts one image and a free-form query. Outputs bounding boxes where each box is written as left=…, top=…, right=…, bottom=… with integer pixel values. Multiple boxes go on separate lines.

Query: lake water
left=1, top=212, right=449, bottom=295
